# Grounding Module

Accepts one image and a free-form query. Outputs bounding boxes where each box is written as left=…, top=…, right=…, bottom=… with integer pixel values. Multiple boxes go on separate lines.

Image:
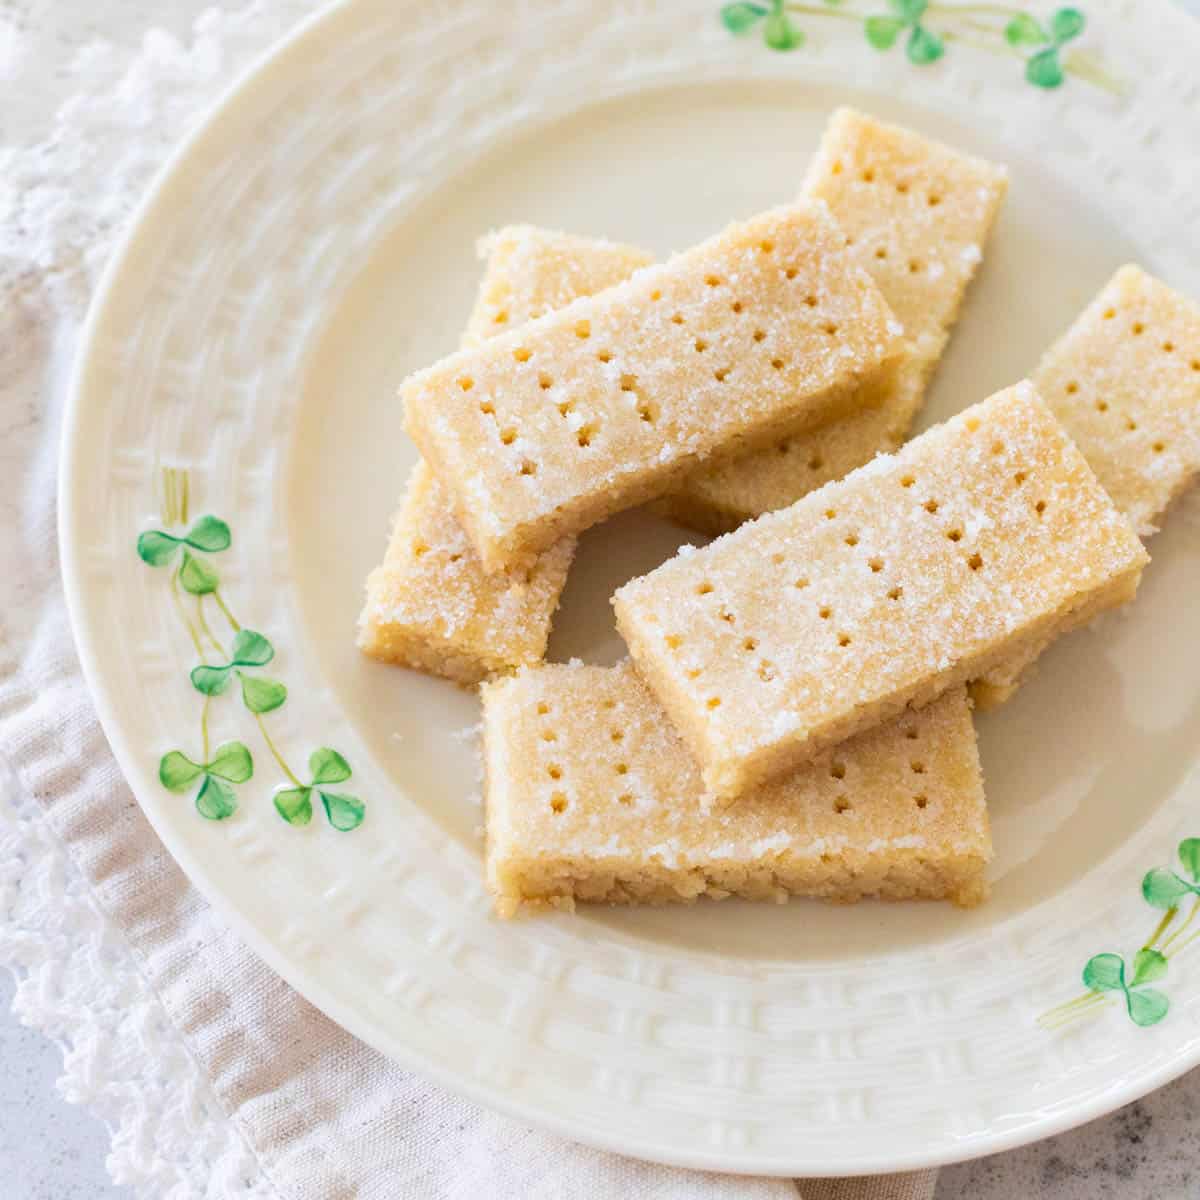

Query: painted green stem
left=783, top=3, right=861, bottom=21
left=212, top=589, right=242, bottom=633
left=1143, top=906, right=1179, bottom=951
left=941, top=28, right=1021, bottom=58
left=1168, top=928, right=1200, bottom=959
left=927, top=2, right=1025, bottom=17
left=1038, top=990, right=1109, bottom=1029
left=195, top=597, right=227, bottom=660
left=201, top=694, right=211, bottom=762
left=255, top=713, right=303, bottom=788
left=1161, top=899, right=1200, bottom=954
left=169, top=566, right=208, bottom=661
left=1062, top=48, right=1123, bottom=97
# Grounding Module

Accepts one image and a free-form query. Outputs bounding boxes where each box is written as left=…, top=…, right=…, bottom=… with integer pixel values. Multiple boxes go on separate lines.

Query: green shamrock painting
left=140, top=467, right=364, bottom=830
left=1005, top=7, right=1085, bottom=88
left=190, top=629, right=288, bottom=715
left=1042, top=839, right=1200, bottom=1032
left=718, top=2, right=1117, bottom=93
left=159, top=740, right=253, bottom=821
left=720, top=1, right=804, bottom=50
left=1081, top=950, right=1169, bottom=1028
left=273, top=748, right=366, bottom=831
left=865, top=0, right=944, bottom=66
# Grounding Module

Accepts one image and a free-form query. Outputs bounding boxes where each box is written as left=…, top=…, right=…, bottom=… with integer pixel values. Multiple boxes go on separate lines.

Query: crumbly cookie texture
left=359, top=463, right=576, bottom=684
left=461, top=226, right=655, bottom=348
left=972, top=267, right=1200, bottom=707
left=359, top=228, right=652, bottom=683
left=614, top=383, right=1149, bottom=802
left=402, top=201, right=903, bottom=573
left=483, top=662, right=990, bottom=917
left=659, top=106, right=1008, bottom=534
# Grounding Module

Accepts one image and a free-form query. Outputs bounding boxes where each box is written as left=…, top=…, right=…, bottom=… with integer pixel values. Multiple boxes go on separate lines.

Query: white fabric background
left=1, top=2, right=1196, bottom=1197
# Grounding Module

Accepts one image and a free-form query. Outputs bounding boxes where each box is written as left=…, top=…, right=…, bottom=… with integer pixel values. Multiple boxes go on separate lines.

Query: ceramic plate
left=60, top=0, right=1200, bottom=1176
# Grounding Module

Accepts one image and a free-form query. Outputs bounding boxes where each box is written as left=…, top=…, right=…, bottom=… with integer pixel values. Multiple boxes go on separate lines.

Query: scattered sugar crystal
left=616, top=385, right=1148, bottom=799
left=403, top=201, right=901, bottom=570
left=481, top=662, right=991, bottom=915
left=664, top=108, right=1008, bottom=533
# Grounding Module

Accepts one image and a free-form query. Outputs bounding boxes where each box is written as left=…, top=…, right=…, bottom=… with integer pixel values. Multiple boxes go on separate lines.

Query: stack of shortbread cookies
left=359, top=109, right=1200, bottom=918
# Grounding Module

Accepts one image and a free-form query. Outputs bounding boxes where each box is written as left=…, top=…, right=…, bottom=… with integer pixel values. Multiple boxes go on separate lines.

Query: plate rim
left=57, top=0, right=1200, bottom=1176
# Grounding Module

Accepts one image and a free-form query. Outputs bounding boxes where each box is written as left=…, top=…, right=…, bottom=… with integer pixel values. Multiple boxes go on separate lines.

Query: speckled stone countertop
left=4, top=1, right=1200, bottom=1197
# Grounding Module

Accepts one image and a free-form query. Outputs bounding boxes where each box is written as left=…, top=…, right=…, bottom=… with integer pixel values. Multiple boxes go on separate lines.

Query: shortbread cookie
left=970, top=265, right=1200, bottom=708
left=461, top=226, right=654, bottom=348
left=659, top=107, right=1008, bottom=534
left=614, top=383, right=1148, bottom=801
left=403, top=202, right=903, bottom=572
left=359, top=463, right=576, bottom=684
left=359, top=229, right=653, bottom=683
left=1037, top=266, right=1200, bottom=535
left=483, top=662, right=990, bottom=916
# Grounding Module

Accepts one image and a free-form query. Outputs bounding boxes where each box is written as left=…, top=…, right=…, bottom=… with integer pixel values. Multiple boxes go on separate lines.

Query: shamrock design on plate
left=159, top=740, right=254, bottom=821
left=1004, top=6, right=1085, bottom=88
left=865, top=0, right=944, bottom=65
left=190, top=629, right=288, bottom=715
left=716, top=2, right=1116, bottom=94
left=1081, top=949, right=1169, bottom=1028
left=137, top=514, right=231, bottom=594
left=720, top=1, right=804, bottom=50
left=273, top=748, right=366, bottom=831
left=1042, top=838, right=1200, bottom=1031
left=139, top=468, right=366, bottom=831
left=1142, top=838, right=1200, bottom=913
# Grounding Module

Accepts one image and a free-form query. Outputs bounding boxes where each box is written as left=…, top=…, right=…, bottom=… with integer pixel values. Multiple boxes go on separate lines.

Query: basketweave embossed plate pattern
left=60, top=0, right=1200, bottom=1176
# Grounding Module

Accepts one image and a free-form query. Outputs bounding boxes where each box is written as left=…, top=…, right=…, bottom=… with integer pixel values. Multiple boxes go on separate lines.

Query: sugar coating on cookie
left=461, top=226, right=654, bottom=348
left=359, top=229, right=653, bottom=683
left=402, top=201, right=903, bottom=572
left=1034, top=264, right=1200, bottom=536
left=661, top=107, right=1009, bottom=534
left=483, top=662, right=990, bottom=916
left=359, top=463, right=577, bottom=684
left=614, top=383, right=1149, bottom=801
left=970, top=265, right=1200, bottom=708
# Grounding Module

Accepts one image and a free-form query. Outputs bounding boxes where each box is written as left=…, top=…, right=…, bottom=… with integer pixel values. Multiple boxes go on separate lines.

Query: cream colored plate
left=60, top=0, right=1200, bottom=1176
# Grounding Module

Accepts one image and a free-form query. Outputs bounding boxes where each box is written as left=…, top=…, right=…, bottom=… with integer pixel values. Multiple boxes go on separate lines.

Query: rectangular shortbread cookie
left=483, top=662, right=990, bottom=916
left=659, top=107, right=1008, bottom=534
left=402, top=201, right=903, bottom=572
left=1035, top=264, right=1200, bottom=535
left=970, top=265, right=1200, bottom=708
left=359, top=228, right=653, bottom=683
left=614, top=383, right=1149, bottom=801
left=460, top=226, right=655, bottom=349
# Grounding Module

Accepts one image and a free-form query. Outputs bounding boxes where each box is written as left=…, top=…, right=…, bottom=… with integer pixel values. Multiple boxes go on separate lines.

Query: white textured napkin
left=0, top=4, right=943, bottom=1196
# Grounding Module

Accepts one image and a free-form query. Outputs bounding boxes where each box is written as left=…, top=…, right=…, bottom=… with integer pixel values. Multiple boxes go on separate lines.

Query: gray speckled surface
left=5, top=1, right=1200, bottom=1197
left=0, top=973, right=127, bottom=1199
